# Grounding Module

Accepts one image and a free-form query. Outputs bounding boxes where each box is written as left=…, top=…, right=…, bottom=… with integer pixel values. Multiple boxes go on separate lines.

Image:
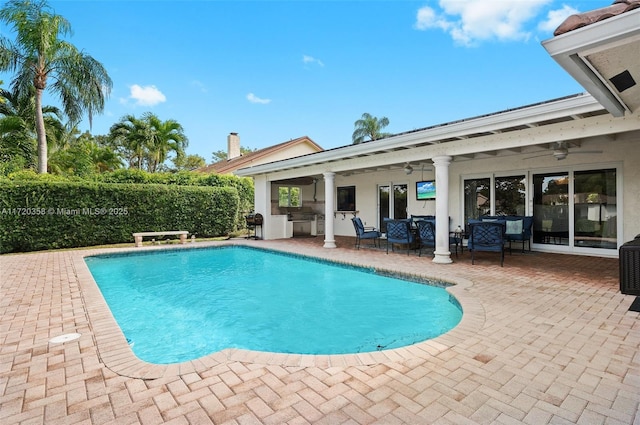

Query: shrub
left=0, top=180, right=239, bottom=253
left=6, top=169, right=255, bottom=232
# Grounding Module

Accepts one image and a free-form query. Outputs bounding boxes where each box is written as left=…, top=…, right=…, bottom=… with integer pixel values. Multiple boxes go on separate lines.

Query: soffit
left=543, top=6, right=640, bottom=116
left=584, top=40, right=640, bottom=112
left=236, top=95, right=620, bottom=178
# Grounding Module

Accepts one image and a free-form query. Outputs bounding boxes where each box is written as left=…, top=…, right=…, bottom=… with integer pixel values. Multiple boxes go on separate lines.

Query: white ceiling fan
left=523, top=141, right=603, bottom=161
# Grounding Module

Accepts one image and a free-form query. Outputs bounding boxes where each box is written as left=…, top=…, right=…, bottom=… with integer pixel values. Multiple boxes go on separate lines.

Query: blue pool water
left=85, top=246, right=462, bottom=364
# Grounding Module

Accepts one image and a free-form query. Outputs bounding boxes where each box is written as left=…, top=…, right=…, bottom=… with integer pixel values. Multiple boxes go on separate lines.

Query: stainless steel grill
left=245, top=213, right=263, bottom=239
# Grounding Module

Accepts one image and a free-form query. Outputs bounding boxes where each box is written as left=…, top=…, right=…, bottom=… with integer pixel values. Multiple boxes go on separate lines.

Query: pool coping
left=72, top=240, right=485, bottom=380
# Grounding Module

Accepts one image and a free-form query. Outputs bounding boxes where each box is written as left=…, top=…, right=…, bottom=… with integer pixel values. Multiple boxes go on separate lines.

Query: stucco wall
left=328, top=132, right=639, bottom=253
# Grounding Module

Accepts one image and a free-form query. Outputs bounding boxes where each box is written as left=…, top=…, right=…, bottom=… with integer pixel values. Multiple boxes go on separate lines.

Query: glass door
left=495, top=175, right=526, bottom=216
left=378, top=183, right=408, bottom=232
left=574, top=169, right=617, bottom=249
left=463, top=178, right=490, bottom=232
left=378, top=185, right=389, bottom=232
left=533, top=173, right=569, bottom=245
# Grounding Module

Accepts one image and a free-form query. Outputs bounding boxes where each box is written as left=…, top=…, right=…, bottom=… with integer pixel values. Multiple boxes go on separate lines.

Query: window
left=337, top=186, right=356, bottom=211
left=278, top=186, right=301, bottom=207
left=495, top=175, right=526, bottom=216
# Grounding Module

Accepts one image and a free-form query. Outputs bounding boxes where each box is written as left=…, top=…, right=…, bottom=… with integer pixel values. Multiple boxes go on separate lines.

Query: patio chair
left=505, top=216, right=534, bottom=253
left=384, top=218, right=415, bottom=255
left=351, top=217, right=381, bottom=249
left=413, top=216, right=461, bottom=256
left=416, top=219, right=435, bottom=257
left=468, top=221, right=506, bottom=266
left=480, top=215, right=534, bottom=253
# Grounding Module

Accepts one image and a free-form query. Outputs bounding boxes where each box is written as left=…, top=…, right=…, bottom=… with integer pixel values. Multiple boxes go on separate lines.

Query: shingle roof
left=197, top=136, right=322, bottom=174
left=554, top=0, right=640, bottom=36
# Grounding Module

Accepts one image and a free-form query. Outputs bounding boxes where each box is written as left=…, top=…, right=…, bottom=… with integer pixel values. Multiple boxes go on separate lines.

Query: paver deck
left=1, top=237, right=638, bottom=424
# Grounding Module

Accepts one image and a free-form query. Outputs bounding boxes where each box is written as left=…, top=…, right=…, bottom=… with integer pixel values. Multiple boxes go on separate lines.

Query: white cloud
left=247, top=93, right=271, bottom=104
left=190, top=80, right=208, bottom=93
left=538, top=5, right=578, bottom=33
left=415, top=0, right=551, bottom=46
left=303, top=55, right=325, bottom=67
left=129, top=84, right=166, bottom=106
left=415, top=6, right=451, bottom=31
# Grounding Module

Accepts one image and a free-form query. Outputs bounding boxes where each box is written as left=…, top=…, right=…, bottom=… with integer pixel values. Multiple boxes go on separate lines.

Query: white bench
left=133, top=231, right=188, bottom=247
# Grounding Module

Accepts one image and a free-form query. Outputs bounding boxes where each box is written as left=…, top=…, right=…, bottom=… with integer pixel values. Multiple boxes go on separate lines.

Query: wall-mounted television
left=416, top=180, right=436, bottom=200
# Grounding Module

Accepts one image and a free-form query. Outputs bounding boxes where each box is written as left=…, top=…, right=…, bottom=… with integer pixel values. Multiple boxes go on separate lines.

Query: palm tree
left=108, top=114, right=150, bottom=170
left=352, top=113, right=391, bottom=144
left=86, top=142, right=122, bottom=173
left=108, top=113, right=188, bottom=172
left=0, top=0, right=112, bottom=173
left=0, top=87, right=37, bottom=170
left=0, top=86, right=64, bottom=172
left=144, top=112, right=188, bottom=173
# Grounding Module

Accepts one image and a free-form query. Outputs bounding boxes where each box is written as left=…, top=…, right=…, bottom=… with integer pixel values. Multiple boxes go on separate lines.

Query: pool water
left=85, top=246, right=462, bottom=364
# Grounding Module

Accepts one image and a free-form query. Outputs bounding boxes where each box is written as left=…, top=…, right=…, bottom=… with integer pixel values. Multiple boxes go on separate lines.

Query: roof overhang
left=236, top=94, right=626, bottom=178
left=542, top=9, right=640, bottom=117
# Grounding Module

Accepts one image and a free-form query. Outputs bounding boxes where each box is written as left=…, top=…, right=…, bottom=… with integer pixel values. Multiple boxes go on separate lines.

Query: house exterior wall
left=264, top=143, right=320, bottom=163
left=239, top=95, right=638, bottom=259
left=321, top=131, right=638, bottom=256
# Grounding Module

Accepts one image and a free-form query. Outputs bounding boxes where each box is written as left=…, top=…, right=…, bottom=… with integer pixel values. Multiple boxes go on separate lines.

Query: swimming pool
left=85, top=246, right=462, bottom=364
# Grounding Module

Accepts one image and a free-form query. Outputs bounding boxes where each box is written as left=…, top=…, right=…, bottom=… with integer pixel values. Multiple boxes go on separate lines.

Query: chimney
left=227, top=132, right=240, bottom=160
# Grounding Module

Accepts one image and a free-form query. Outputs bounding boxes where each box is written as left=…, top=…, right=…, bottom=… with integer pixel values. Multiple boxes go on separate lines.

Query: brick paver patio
left=1, top=237, right=639, bottom=424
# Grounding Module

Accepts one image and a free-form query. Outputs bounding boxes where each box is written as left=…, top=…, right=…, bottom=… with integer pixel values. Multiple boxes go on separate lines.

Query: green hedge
left=0, top=180, right=239, bottom=253
left=7, top=169, right=255, bottom=231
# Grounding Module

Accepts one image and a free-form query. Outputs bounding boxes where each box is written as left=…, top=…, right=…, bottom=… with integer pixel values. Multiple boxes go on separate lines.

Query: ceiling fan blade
left=522, top=153, right=549, bottom=160
left=523, top=149, right=603, bottom=160
left=569, top=150, right=603, bottom=155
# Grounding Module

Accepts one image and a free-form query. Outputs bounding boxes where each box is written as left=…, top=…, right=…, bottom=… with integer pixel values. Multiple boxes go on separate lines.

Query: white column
left=432, top=155, right=453, bottom=264
left=252, top=175, right=270, bottom=239
left=323, top=172, right=337, bottom=248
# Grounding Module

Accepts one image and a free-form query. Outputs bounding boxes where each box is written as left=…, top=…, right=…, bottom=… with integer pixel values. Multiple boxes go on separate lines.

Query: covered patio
left=237, top=2, right=640, bottom=264
left=1, top=238, right=638, bottom=424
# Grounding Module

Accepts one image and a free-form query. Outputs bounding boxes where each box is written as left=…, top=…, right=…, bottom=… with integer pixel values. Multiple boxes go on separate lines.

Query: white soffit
left=542, top=10, right=640, bottom=117
left=235, top=94, right=605, bottom=176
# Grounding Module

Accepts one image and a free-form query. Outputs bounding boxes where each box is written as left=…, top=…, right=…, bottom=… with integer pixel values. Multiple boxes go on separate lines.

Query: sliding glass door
left=532, top=168, right=617, bottom=250
left=378, top=183, right=408, bottom=232
left=533, top=173, right=569, bottom=245
left=463, top=178, right=490, bottom=230
left=573, top=169, right=617, bottom=249
left=463, top=168, right=617, bottom=251
left=463, top=175, right=525, bottom=230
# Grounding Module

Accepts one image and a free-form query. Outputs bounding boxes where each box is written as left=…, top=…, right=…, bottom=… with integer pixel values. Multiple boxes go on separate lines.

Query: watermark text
left=2, top=207, right=129, bottom=216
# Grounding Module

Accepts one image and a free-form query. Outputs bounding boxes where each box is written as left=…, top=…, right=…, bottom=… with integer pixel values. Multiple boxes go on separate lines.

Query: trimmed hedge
left=5, top=169, right=255, bottom=233
left=0, top=180, right=239, bottom=253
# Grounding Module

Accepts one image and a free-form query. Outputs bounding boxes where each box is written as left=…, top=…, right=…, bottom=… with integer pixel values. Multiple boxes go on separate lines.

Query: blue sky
left=1, top=0, right=600, bottom=164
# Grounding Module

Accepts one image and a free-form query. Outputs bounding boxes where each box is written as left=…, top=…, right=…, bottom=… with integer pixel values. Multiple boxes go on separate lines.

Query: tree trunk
left=35, top=88, right=48, bottom=174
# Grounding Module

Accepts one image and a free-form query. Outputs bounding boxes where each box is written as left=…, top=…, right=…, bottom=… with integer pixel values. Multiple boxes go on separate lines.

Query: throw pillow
left=506, top=219, right=523, bottom=235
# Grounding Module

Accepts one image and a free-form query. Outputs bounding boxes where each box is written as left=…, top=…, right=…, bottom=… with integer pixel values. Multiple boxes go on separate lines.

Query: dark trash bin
left=619, top=235, right=640, bottom=295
